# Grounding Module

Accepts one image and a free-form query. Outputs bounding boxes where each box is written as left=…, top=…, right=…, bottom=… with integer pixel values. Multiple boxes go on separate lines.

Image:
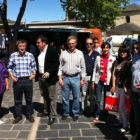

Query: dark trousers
left=13, top=79, right=33, bottom=119
left=132, top=92, right=140, bottom=140
left=38, top=77, right=57, bottom=118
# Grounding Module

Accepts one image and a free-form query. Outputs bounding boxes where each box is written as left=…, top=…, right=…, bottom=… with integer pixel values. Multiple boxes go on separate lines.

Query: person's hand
left=59, top=79, right=64, bottom=86
left=43, top=72, right=50, bottom=78
left=11, top=75, right=18, bottom=82
left=135, top=83, right=140, bottom=89
left=110, top=86, right=116, bottom=94
left=29, top=74, right=35, bottom=80
left=80, top=79, right=85, bottom=87
left=6, top=85, right=9, bottom=90
left=92, top=82, right=95, bottom=90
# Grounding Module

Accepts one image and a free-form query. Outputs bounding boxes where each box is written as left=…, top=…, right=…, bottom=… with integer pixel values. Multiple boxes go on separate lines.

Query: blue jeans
left=62, top=75, right=80, bottom=116
left=95, top=81, right=109, bottom=118
left=132, top=92, right=140, bottom=140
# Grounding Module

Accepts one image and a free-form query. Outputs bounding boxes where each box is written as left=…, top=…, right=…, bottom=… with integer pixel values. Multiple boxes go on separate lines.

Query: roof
left=124, top=3, right=140, bottom=12
left=109, top=23, right=140, bottom=32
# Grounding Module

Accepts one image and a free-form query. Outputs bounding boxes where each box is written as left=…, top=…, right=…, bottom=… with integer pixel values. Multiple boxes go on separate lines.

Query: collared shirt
left=8, top=51, right=37, bottom=78
left=58, top=49, right=86, bottom=78
left=0, top=61, right=8, bottom=95
left=132, top=52, right=140, bottom=92
left=83, top=50, right=100, bottom=76
left=94, top=47, right=102, bottom=54
left=38, top=45, right=48, bottom=74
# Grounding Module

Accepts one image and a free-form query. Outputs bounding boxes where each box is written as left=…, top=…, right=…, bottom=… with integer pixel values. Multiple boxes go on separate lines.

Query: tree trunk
left=0, top=0, right=28, bottom=53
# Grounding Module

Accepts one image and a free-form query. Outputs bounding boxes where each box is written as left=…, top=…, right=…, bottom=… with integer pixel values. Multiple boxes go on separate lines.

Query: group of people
left=0, top=34, right=140, bottom=140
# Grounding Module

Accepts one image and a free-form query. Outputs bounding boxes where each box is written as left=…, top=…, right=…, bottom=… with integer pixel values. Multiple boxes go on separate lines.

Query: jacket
left=92, top=55, right=116, bottom=85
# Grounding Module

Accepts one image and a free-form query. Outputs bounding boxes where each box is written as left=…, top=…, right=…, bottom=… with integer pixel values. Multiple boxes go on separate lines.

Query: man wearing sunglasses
left=81, top=38, right=100, bottom=115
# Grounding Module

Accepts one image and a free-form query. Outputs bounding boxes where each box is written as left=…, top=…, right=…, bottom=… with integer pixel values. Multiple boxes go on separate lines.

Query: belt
left=18, top=76, right=29, bottom=80
left=63, top=73, right=79, bottom=77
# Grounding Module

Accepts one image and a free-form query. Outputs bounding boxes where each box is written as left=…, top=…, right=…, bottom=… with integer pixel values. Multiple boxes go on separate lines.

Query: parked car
left=122, top=37, right=138, bottom=51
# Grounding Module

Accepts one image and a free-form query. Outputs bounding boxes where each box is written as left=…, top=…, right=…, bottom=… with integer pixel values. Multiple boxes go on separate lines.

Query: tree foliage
left=60, top=0, right=130, bottom=30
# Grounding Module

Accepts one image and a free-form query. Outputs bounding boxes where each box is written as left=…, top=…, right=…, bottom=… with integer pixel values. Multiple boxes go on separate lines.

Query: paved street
left=0, top=80, right=133, bottom=140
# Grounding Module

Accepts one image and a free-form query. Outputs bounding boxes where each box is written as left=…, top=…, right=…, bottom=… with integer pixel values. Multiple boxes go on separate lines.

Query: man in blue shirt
left=8, top=39, right=37, bottom=124
left=81, top=37, right=100, bottom=114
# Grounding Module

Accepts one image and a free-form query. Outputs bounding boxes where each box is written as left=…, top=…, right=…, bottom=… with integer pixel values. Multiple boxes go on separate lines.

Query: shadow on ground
left=0, top=107, right=9, bottom=118
left=95, top=113, right=131, bottom=140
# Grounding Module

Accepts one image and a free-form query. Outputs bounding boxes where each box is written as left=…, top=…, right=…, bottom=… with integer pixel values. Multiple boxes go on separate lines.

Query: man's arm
left=8, top=54, right=18, bottom=82
left=80, top=53, right=86, bottom=87
left=58, top=52, right=64, bottom=86
left=30, top=54, right=37, bottom=80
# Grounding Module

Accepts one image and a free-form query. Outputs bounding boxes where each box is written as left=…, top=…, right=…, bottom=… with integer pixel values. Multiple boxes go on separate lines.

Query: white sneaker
left=120, top=128, right=129, bottom=134
left=120, top=128, right=126, bottom=133
left=0, top=120, right=4, bottom=124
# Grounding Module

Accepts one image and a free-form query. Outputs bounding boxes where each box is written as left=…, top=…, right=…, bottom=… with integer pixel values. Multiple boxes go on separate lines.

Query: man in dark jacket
left=36, top=35, right=59, bottom=125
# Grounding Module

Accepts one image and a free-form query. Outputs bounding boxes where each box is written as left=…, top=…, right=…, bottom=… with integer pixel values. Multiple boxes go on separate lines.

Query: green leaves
left=60, top=0, right=130, bottom=30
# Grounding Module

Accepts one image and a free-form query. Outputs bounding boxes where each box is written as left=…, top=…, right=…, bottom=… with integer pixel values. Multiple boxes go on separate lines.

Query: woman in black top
left=111, top=46, right=131, bottom=133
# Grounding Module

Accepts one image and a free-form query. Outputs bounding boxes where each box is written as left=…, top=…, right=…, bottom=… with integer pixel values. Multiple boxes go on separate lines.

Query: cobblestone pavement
left=0, top=80, right=133, bottom=140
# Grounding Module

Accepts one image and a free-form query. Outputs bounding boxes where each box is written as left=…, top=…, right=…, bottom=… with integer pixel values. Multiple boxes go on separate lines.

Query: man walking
left=58, top=36, right=86, bottom=121
left=8, top=39, right=37, bottom=124
left=82, top=37, right=100, bottom=114
left=36, top=35, right=59, bottom=125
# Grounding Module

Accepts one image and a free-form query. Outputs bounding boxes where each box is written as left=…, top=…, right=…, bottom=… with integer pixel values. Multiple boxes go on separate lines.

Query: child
left=0, top=61, right=9, bottom=124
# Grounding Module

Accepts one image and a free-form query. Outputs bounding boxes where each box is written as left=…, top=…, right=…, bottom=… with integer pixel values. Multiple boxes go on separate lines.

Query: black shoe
left=73, top=116, right=78, bottom=121
left=37, top=112, right=48, bottom=117
left=62, top=115, right=68, bottom=120
left=28, top=116, right=35, bottom=123
left=48, top=118, right=55, bottom=125
left=13, top=117, right=22, bottom=124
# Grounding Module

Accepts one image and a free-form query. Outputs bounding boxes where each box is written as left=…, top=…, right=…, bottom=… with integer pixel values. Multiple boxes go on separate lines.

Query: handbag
left=105, top=92, right=131, bottom=115
left=105, top=92, right=119, bottom=112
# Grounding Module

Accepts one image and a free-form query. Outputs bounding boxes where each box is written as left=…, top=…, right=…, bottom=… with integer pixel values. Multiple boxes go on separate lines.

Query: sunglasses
left=86, top=43, right=93, bottom=45
left=133, top=47, right=139, bottom=50
left=94, top=42, right=98, bottom=44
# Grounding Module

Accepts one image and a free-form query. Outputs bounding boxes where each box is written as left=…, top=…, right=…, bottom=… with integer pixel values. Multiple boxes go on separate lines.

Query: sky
left=7, top=0, right=66, bottom=23
left=3, top=0, right=140, bottom=23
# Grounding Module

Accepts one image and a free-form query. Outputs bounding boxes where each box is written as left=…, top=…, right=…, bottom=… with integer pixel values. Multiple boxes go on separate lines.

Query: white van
left=110, top=35, right=133, bottom=47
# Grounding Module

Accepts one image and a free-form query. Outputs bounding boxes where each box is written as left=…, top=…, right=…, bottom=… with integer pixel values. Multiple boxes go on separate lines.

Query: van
left=110, top=35, right=133, bottom=47
left=122, top=37, right=138, bottom=51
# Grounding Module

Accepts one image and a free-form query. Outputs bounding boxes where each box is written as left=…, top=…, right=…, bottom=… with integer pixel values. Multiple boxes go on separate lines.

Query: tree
left=0, top=0, right=33, bottom=52
left=60, top=0, right=130, bottom=30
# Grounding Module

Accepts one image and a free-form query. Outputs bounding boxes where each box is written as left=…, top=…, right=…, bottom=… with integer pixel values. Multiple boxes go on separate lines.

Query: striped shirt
left=58, top=49, right=86, bottom=78
left=8, top=51, right=37, bottom=78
